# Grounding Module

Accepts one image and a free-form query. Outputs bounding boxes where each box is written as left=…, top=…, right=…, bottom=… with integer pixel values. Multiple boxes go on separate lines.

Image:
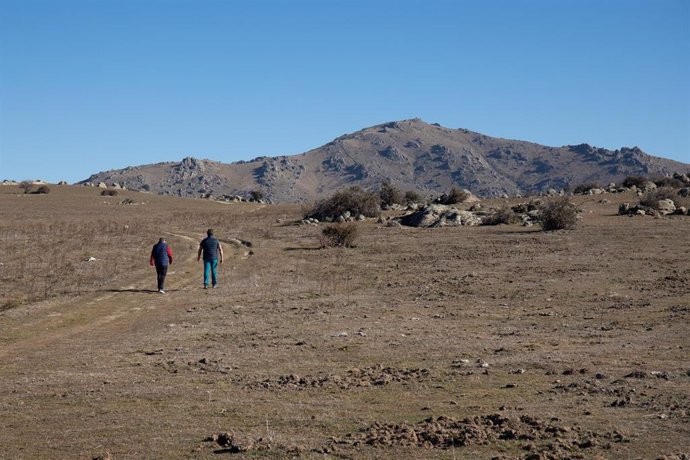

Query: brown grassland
left=0, top=185, right=688, bottom=459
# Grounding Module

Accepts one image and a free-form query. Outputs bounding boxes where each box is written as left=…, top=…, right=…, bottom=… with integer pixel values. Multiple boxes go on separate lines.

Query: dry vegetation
left=0, top=185, right=688, bottom=459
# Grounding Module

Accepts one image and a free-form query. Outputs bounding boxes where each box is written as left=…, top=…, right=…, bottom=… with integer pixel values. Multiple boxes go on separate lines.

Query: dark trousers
left=155, top=264, right=168, bottom=290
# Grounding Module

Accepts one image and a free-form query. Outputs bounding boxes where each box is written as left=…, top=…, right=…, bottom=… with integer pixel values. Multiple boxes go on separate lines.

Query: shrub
left=379, top=181, right=404, bottom=207
left=320, top=223, right=359, bottom=248
left=306, top=186, right=380, bottom=221
left=101, top=189, right=118, bottom=196
left=573, top=182, right=599, bottom=194
left=482, top=207, right=520, bottom=225
left=35, top=185, right=51, bottom=194
left=437, top=187, right=469, bottom=205
left=650, top=176, right=684, bottom=189
left=538, top=196, right=578, bottom=231
left=404, top=190, right=422, bottom=205
left=249, top=189, right=264, bottom=202
left=622, top=175, right=647, bottom=188
left=19, top=181, right=33, bottom=193
left=639, top=187, right=680, bottom=209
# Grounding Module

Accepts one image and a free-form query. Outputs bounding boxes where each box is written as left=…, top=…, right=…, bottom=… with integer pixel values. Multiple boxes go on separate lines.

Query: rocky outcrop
left=399, top=204, right=482, bottom=227
left=78, top=119, right=689, bottom=202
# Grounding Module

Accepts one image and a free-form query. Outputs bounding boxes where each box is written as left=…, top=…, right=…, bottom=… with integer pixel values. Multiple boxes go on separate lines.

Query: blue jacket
left=150, top=241, right=173, bottom=266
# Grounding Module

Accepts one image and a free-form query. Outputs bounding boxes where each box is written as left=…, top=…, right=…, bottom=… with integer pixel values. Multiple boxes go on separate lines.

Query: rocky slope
left=79, top=119, right=688, bottom=202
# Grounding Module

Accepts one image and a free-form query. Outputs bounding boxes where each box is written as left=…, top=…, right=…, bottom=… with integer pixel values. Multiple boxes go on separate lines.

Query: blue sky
left=1, top=0, right=688, bottom=183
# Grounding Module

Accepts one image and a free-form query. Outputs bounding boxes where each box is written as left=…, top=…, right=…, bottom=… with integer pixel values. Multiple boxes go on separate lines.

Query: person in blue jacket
left=197, top=228, right=224, bottom=288
left=150, top=237, right=173, bottom=293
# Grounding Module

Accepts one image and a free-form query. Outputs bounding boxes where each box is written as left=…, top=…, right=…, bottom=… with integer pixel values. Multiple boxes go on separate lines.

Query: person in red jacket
left=150, top=237, right=173, bottom=293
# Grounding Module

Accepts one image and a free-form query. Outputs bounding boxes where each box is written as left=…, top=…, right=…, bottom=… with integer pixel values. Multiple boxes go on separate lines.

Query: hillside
left=79, top=119, right=688, bottom=201
left=1, top=185, right=688, bottom=458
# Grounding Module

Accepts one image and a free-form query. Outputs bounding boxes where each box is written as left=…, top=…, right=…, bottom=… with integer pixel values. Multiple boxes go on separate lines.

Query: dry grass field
left=0, top=185, right=688, bottom=459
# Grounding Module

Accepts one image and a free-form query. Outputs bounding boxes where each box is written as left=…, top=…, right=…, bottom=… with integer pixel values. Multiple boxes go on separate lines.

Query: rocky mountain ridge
left=79, top=119, right=688, bottom=202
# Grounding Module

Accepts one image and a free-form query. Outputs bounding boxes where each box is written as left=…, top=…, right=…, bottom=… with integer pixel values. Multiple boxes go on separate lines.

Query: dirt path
left=0, top=231, right=246, bottom=362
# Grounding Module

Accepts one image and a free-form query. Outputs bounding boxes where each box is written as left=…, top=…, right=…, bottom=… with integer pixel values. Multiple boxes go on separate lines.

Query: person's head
left=159, top=237, right=166, bottom=243
left=207, top=229, right=214, bottom=236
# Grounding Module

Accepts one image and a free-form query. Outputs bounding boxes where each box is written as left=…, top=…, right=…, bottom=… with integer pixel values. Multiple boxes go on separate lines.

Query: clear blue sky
left=1, top=0, right=688, bottom=183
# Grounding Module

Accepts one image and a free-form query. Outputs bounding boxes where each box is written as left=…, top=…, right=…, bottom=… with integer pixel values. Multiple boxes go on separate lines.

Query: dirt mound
left=323, top=413, right=628, bottom=456
left=249, top=364, right=430, bottom=390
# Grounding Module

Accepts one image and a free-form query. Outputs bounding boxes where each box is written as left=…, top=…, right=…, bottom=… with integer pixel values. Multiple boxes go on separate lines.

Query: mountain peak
left=79, top=121, right=689, bottom=202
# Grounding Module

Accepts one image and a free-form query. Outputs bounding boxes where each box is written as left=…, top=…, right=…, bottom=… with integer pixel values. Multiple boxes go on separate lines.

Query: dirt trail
left=0, top=231, right=243, bottom=362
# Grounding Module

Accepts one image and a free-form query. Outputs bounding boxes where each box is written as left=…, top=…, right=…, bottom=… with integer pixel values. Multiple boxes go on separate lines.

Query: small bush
left=306, top=186, right=380, bottom=221
left=538, top=196, right=578, bottom=231
left=379, top=181, right=404, bottom=207
left=404, top=190, right=422, bottom=205
left=573, top=182, right=599, bottom=194
left=482, top=207, right=521, bottom=225
left=639, top=187, right=680, bottom=209
left=650, top=176, right=684, bottom=189
left=320, top=223, right=359, bottom=248
left=249, top=190, right=264, bottom=201
left=19, top=181, right=33, bottom=193
left=101, top=189, right=118, bottom=196
left=622, top=175, right=647, bottom=188
left=35, top=185, right=51, bottom=194
left=437, top=187, right=469, bottom=205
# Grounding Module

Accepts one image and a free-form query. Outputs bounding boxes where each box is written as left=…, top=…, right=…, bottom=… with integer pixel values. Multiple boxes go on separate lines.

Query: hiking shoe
left=159, top=289, right=165, bottom=294
left=203, top=285, right=208, bottom=289
left=212, top=285, right=218, bottom=289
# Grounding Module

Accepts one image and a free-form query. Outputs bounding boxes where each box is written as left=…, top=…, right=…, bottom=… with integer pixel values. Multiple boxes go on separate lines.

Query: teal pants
left=203, top=259, right=218, bottom=287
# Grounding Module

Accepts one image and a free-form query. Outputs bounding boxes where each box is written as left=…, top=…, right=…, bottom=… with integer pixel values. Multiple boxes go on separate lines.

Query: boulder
left=400, top=204, right=447, bottom=227
left=97, top=182, right=108, bottom=188
left=618, top=203, right=631, bottom=215
left=657, top=199, right=676, bottom=215
left=678, top=188, right=690, bottom=198
left=642, top=181, right=657, bottom=191
left=399, top=204, right=481, bottom=227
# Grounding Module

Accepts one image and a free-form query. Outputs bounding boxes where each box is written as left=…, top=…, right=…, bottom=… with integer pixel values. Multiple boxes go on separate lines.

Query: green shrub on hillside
left=379, top=181, right=404, bottom=207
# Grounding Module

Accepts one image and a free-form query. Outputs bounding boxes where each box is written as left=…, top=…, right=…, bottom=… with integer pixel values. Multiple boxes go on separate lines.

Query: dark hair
left=207, top=228, right=214, bottom=236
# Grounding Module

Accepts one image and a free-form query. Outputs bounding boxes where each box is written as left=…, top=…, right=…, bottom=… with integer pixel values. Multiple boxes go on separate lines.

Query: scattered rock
left=324, top=413, right=625, bottom=454
left=206, top=431, right=269, bottom=453
left=249, top=365, right=430, bottom=390
left=624, top=370, right=648, bottom=379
